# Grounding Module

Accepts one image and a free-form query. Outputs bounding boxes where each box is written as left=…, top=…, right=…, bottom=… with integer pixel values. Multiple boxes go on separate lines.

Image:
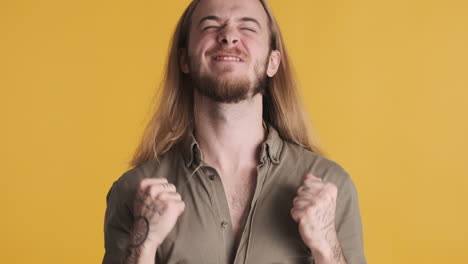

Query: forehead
left=191, top=0, right=269, bottom=26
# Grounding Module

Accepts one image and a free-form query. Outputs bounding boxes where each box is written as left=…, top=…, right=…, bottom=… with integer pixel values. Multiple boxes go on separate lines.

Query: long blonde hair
left=131, top=0, right=323, bottom=167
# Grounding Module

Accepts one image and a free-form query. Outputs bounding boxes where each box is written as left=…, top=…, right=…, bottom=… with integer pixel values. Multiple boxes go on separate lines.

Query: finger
left=147, top=183, right=176, bottom=198
left=156, top=191, right=182, bottom=201
left=323, top=182, right=338, bottom=196
left=293, top=197, right=313, bottom=209
left=303, top=178, right=324, bottom=186
left=297, top=184, right=322, bottom=196
left=139, top=178, right=169, bottom=190
left=172, top=200, right=186, bottom=215
left=304, top=173, right=324, bottom=182
left=296, top=191, right=319, bottom=204
left=303, top=178, right=323, bottom=187
left=290, top=207, right=305, bottom=222
left=157, top=199, right=186, bottom=215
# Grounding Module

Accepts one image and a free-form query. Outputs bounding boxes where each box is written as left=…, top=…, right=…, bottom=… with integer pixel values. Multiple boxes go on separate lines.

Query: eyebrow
left=198, top=15, right=262, bottom=29
left=198, top=15, right=221, bottom=25
left=239, top=17, right=262, bottom=29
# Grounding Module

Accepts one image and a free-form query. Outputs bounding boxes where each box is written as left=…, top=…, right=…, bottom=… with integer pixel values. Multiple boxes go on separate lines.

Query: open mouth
left=212, top=54, right=243, bottom=62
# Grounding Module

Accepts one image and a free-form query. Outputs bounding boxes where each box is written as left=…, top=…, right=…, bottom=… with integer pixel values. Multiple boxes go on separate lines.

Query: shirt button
left=221, top=221, right=229, bottom=229
left=208, top=174, right=215, bottom=180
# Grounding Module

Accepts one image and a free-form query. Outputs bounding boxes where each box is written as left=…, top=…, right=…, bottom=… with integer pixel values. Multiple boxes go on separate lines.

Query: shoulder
left=107, top=150, right=179, bottom=202
left=281, top=141, right=353, bottom=192
left=105, top=160, right=157, bottom=206
left=282, top=141, right=361, bottom=211
left=283, top=141, right=349, bottom=176
left=117, top=159, right=159, bottom=186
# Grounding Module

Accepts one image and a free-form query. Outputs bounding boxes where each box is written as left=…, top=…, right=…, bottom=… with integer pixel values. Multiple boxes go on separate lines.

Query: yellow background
left=2, top=0, right=467, bottom=263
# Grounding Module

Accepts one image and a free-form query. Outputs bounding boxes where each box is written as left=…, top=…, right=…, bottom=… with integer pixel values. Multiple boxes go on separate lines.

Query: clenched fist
left=291, top=173, right=346, bottom=263
left=126, top=178, right=185, bottom=263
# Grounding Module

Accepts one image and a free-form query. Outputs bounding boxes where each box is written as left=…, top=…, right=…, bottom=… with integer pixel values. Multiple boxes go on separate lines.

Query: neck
left=193, top=90, right=266, bottom=174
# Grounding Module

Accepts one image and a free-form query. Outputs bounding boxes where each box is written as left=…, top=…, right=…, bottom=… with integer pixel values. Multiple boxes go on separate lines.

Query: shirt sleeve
left=102, top=178, right=135, bottom=264
left=335, top=171, right=367, bottom=264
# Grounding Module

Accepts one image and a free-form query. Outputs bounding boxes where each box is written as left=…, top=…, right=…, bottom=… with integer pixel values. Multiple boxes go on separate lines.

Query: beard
left=188, top=55, right=269, bottom=104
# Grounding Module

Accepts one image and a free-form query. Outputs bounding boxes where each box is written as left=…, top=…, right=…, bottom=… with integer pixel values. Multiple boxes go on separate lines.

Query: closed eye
left=202, top=26, right=220, bottom=31
left=241, top=27, right=256, bottom=32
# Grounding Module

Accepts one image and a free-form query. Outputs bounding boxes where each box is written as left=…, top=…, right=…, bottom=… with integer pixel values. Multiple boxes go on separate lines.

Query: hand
left=130, top=178, right=185, bottom=249
left=290, top=173, right=339, bottom=256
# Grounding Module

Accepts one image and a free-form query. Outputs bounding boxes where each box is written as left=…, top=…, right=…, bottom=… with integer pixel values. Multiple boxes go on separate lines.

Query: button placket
left=202, top=166, right=235, bottom=263
left=233, top=162, right=270, bottom=264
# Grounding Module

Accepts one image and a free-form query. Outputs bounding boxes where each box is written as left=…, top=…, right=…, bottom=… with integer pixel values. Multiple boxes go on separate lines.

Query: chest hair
left=224, top=172, right=257, bottom=236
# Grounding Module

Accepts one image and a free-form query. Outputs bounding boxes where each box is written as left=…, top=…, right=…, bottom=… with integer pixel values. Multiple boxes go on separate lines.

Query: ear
left=179, top=48, right=190, bottom=74
left=266, top=50, right=281, bottom=77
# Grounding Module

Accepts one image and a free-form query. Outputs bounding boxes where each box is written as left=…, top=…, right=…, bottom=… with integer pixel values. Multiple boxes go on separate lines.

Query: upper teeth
left=216, top=56, right=240, bottom=61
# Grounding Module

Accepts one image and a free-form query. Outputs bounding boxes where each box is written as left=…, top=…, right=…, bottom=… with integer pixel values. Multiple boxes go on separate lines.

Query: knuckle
left=328, top=182, right=337, bottom=190
left=317, top=190, right=327, bottom=199
left=157, top=200, right=168, bottom=210
left=179, top=201, right=186, bottom=210
left=157, top=202, right=168, bottom=212
left=138, top=179, right=147, bottom=189
left=145, top=186, right=153, bottom=196
left=149, top=186, right=160, bottom=197
left=325, top=183, right=338, bottom=195
left=290, top=207, right=295, bottom=215
left=290, top=209, right=299, bottom=219
left=304, top=204, right=316, bottom=214
left=165, top=198, right=177, bottom=206
left=155, top=191, right=167, bottom=200
left=307, top=197, right=317, bottom=205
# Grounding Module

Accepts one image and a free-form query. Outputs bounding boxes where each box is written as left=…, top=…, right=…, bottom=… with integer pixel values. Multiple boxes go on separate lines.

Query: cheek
left=189, top=33, right=216, bottom=56
left=244, top=37, right=270, bottom=62
left=191, top=44, right=217, bottom=70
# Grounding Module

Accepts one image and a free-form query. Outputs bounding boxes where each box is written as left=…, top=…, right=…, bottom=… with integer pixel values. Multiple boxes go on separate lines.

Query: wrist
left=307, top=230, right=338, bottom=263
left=139, top=240, right=159, bottom=256
left=125, top=237, right=160, bottom=264
left=144, top=233, right=164, bottom=250
left=310, top=246, right=333, bottom=263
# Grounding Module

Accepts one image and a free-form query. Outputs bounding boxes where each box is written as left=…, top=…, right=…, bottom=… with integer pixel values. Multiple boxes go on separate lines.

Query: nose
left=217, top=27, right=239, bottom=45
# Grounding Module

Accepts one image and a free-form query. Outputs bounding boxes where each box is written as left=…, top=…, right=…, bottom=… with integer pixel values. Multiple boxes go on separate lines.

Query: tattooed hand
left=126, top=178, right=185, bottom=263
left=291, top=173, right=347, bottom=264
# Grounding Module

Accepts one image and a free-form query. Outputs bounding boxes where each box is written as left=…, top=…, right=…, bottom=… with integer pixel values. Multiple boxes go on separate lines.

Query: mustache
left=206, top=47, right=246, bottom=58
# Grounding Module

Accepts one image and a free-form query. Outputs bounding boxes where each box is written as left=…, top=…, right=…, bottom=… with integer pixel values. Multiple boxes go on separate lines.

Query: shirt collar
left=181, top=123, right=284, bottom=168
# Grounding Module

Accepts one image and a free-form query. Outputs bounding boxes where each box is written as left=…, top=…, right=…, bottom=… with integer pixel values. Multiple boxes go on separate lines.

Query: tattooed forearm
left=130, top=216, right=150, bottom=247
left=122, top=179, right=183, bottom=264
left=124, top=216, right=150, bottom=264
left=125, top=245, right=142, bottom=264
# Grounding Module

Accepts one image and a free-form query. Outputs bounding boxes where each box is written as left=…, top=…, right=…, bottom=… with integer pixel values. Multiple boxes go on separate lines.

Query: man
left=103, top=0, right=366, bottom=263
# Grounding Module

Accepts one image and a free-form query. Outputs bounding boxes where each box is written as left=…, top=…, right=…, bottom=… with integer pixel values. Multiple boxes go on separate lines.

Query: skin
left=180, top=0, right=281, bottom=82
left=291, top=173, right=348, bottom=264
left=125, top=178, right=185, bottom=264
left=126, top=0, right=347, bottom=263
left=182, top=0, right=281, bottom=246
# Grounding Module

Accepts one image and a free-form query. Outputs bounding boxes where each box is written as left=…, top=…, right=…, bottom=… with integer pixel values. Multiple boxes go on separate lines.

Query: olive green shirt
left=103, top=125, right=366, bottom=264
